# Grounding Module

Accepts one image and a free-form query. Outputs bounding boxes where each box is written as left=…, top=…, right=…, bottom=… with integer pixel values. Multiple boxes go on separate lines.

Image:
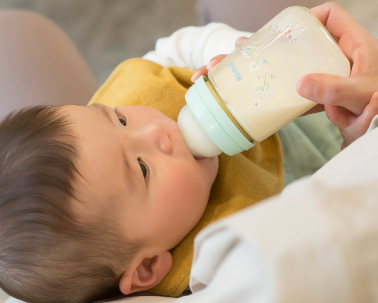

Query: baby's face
left=64, top=104, right=219, bottom=252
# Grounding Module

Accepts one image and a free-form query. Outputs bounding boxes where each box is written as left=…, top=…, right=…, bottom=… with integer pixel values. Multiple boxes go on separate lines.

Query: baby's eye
left=114, top=108, right=127, bottom=126
left=138, top=160, right=148, bottom=179
left=118, top=117, right=126, bottom=126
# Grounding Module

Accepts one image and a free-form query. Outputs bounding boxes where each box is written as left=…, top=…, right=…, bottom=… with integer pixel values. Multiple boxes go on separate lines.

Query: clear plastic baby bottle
left=177, top=6, right=350, bottom=157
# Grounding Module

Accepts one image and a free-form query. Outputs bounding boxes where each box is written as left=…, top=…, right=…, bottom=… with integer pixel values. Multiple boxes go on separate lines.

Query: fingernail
left=298, top=79, right=317, bottom=100
left=191, top=71, right=200, bottom=83
left=206, top=60, right=217, bottom=70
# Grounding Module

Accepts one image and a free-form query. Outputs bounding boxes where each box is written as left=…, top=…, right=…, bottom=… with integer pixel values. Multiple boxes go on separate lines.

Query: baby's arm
left=142, top=23, right=251, bottom=70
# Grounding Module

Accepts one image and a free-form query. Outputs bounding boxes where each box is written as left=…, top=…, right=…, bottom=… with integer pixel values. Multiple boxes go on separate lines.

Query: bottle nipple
left=177, top=105, right=222, bottom=157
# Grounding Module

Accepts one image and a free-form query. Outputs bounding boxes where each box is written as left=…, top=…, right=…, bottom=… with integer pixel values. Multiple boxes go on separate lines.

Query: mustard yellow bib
left=88, top=58, right=284, bottom=297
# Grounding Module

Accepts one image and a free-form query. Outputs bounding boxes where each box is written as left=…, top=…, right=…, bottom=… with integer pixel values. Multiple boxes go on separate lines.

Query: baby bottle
left=177, top=6, right=350, bottom=157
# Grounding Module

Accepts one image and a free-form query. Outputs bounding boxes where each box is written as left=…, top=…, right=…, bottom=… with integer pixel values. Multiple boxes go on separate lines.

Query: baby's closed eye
left=138, top=159, right=148, bottom=179
left=114, top=108, right=127, bottom=126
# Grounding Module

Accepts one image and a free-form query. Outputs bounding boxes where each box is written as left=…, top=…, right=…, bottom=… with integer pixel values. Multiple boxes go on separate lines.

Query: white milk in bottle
left=177, top=6, right=350, bottom=157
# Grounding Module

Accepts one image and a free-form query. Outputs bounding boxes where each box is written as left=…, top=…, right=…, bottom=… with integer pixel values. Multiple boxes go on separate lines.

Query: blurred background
left=0, top=0, right=377, bottom=86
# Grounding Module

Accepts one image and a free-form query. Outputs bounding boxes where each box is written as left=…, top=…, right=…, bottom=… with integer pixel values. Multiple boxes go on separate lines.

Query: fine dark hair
left=0, top=106, right=142, bottom=303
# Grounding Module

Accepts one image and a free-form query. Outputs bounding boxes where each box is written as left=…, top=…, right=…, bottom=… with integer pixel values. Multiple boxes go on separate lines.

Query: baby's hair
left=0, top=106, right=142, bottom=303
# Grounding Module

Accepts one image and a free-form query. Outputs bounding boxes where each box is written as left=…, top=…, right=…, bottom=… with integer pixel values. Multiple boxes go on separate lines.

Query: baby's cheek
left=199, top=157, right=219, bottom=184
left=175, top=176, right=207, bottom=212
left=210, top=156, right=220, bottom=182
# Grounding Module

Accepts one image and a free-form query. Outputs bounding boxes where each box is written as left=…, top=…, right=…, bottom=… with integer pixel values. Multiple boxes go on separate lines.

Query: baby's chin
left=195, top=155, right=219, bottom=185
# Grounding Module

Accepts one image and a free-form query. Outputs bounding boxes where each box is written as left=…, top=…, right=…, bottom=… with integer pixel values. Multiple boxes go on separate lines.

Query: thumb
left=297, top=73, right=370, bottom=116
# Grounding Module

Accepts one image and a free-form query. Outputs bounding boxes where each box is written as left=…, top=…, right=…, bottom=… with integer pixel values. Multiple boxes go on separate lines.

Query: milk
left=227, top=103, right=314, bottom=142
left=178, top=6, right=351, bottom=157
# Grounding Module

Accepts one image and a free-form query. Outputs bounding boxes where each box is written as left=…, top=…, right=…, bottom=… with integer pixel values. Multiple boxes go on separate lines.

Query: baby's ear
left=119, top=251, right=172, bottom=295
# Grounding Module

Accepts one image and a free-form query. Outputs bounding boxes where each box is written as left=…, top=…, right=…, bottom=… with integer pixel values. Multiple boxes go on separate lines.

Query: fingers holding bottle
left=298, top=2, right=378, bottom=117
left=297, top=74, right=377, bottom=116
left=191, top=54, right=227, bottom=82
left=191, top=36, right=249, bottom=83
left=327, top=92, right=378, bottom=149
left=234, top=36, right=248, bottom=48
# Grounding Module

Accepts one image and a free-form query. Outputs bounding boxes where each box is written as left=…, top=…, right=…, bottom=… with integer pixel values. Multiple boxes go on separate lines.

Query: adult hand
left=336, top=92, right=378, bottom=149
left=298, top=2, right=378, bottom=148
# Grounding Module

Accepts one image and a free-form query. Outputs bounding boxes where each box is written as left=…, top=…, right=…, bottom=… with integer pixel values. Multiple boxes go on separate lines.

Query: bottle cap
left=183, top=76, right=254, bottom=156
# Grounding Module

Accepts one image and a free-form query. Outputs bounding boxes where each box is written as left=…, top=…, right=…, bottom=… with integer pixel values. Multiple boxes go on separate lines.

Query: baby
left=0, top=101, right=216, bottom=299
left=0, top=55, right=284, bottom=303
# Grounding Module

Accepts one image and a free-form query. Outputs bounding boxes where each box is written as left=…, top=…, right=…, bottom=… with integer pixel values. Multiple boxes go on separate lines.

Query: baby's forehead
left=60, top=104, right=94, bottom=120
left=59, top=105, right=108, bottom=135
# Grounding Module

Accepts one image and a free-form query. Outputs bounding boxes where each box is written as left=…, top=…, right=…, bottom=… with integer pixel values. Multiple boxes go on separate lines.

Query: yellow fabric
left=88, top=58, right=284, bottom=297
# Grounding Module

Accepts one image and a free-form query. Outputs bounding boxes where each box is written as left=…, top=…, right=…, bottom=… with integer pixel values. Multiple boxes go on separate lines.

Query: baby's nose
left=137, top=119, right=173, bottom=154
